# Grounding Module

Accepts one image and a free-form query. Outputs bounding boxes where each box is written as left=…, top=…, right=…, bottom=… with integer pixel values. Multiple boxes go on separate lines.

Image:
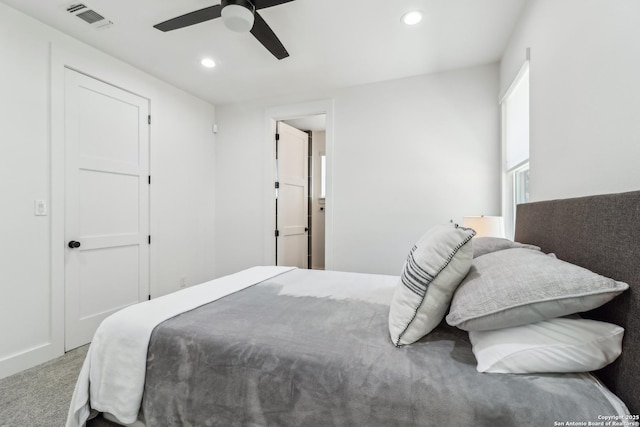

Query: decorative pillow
left=469, top=317, right=624, bottom=373
left=389, top=224, right=475, bottom=346
left=446, top=248, right=629, bottom=331
left=472, top=236, right=540, bottom=258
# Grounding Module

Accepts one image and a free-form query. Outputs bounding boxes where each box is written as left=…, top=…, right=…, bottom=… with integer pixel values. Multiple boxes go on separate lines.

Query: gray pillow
left=446, top=248, right=629, bottom=331
left=472, top=237, right=540, bottom=258
left=389, top=224, right=475, bottom=346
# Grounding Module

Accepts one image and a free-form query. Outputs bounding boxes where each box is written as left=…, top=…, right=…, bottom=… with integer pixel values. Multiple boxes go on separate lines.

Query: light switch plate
left=35, top=199, right=47, bottom=216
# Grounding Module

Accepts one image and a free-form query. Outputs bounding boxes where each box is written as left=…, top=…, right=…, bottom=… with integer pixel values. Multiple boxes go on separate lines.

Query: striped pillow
left=389, top=224, right=475, bottom=346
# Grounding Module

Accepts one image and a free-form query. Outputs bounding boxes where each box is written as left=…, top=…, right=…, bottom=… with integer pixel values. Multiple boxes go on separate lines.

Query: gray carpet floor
left=0, top=346, right=119, bottom=427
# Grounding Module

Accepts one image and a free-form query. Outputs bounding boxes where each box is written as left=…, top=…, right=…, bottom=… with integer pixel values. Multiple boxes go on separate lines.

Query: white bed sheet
left=66, top=266, right=295, bottom=427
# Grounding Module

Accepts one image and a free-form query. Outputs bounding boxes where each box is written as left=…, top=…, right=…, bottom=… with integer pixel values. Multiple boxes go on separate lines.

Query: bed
left=67, top=190, right=640, bottom=427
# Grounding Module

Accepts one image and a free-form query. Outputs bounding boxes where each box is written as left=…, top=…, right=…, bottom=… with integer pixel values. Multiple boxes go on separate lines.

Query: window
left=513, top=163, right=530, bottom=206
left=320, top=153, right=326, bottom=199
left=502, top=61, right=530, bottom=238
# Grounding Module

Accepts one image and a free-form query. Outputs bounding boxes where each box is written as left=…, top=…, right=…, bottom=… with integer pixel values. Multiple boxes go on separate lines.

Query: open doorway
left=263, top=99, right=333, bottom=270
left=278, top=115, right=326, bottom=270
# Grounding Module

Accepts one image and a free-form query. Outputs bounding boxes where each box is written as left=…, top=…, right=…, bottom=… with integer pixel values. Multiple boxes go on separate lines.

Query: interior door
left=276, top=122, right=308, bottom=268
left=64, top=68, right=149, bottom=350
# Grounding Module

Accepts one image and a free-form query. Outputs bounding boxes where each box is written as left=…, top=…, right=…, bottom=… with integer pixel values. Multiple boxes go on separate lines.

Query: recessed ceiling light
left=402, top=11, right=423, bottom=26
left=201, top=58, right=216, bottom=68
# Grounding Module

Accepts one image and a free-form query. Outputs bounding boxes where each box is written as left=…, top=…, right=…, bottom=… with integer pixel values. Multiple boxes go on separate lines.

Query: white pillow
left=469, top=317, right=624, bottom=374
left=388, top=224, right=475, bottom=346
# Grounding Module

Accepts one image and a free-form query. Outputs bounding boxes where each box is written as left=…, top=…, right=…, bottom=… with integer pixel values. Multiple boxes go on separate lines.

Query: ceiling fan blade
left=250, top=12, right=289, bottom=60
left=154, top=5, right=222, bottom=32
left=254, top=0, right=295, bottom=11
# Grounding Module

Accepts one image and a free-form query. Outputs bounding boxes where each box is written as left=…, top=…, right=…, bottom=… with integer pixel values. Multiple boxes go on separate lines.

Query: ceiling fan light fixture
left=221, top=0, right=255, bottom=32
left=402, top=10, right=423, bottom=26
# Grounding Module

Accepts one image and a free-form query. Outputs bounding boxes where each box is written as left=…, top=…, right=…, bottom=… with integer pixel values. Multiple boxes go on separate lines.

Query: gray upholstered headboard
left=514, top=190, right=640, bottom=415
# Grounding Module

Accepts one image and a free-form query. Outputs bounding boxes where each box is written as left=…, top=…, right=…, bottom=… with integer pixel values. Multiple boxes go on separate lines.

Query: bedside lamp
left=462, top=215, right=505, bottom=238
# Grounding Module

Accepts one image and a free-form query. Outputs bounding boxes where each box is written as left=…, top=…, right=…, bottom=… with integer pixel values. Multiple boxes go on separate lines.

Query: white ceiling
left=1, top=0, right=528, bottom=105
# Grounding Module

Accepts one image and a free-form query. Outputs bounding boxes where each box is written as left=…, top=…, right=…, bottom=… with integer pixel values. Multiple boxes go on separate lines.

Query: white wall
left=214, top=64, right=500, bottom=276
left=213, top=105, right=266, bottom=276
left=0, top=3, right=216, bottom=378
left=501, top=0, right=640, bottom=201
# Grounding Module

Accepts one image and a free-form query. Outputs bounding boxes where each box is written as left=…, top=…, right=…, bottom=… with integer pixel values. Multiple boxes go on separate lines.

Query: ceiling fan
left=154, top=0, right=295, bottom=60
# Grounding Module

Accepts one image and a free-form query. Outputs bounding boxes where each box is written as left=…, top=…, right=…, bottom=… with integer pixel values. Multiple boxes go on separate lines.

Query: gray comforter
left=141, top=269, right=625, bottom=426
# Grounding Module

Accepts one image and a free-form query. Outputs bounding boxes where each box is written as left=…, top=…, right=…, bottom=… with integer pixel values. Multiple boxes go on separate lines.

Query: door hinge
left=148, top=235, right=151, bottom=244
left=275, top=230, right=279, bottom=237
left=148, top=115, right=151, bottom=125
left=275, top=133, right=280, bottom=141
left=275, top=181, right=279, bottom=189
left=148, top=175, right=151, bottom=185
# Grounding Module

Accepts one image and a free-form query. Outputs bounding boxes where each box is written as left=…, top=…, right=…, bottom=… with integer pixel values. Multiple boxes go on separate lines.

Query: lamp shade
left=462, top=215, right=505, bottom=238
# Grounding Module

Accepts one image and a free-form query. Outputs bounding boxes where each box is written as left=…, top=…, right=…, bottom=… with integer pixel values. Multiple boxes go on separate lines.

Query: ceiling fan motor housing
left=221, top=0, right=256, bottom=32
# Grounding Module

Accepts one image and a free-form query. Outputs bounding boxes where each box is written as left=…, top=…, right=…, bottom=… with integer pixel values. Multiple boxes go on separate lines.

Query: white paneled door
left=64, top=69, right=149, bottom=350
left=276, top=122, right=308, bottom=268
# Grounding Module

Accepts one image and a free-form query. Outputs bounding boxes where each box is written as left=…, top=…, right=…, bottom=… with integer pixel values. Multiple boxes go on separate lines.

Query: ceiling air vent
left=66, top=3, right=113, bottom=29
left=76, top=9, right=105, bottom=24
left=67, top=4, right=86, bottom=14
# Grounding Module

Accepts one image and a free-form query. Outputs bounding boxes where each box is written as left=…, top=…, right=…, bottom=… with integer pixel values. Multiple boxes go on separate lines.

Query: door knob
left=68, top=240, right=81, bottom=249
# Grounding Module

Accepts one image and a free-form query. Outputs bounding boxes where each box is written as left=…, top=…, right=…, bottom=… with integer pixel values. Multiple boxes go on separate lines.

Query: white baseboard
left=0, top=341, right=64, bottom=380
